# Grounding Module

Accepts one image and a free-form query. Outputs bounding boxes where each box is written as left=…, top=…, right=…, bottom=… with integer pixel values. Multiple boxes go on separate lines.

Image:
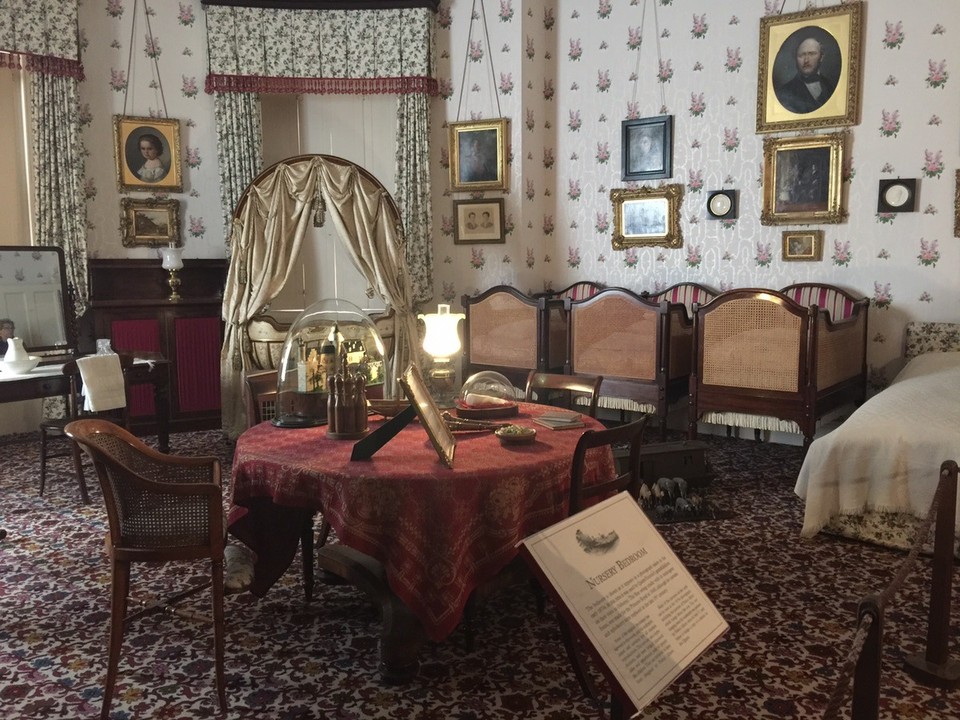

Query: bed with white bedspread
left=794, top=321, right=960, bottom=553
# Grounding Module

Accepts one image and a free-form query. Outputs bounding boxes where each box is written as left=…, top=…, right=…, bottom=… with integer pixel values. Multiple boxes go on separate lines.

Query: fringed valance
left=0, top=51, right=84, bottom=80
left=204, top=4, right=437, bottom=96
left=205, top=73, right=435, bottom=95
left=0, top=0, right=81, bottom=66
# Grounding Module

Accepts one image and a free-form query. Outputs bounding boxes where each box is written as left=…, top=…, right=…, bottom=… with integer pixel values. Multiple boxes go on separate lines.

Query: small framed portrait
left=621, top=114, right=673, bottom=181
left=782, top=230, right=824, bottom=262
left=399, top=363, right=456, bottom=469
left=756, top=3, right=863, bottom=133
left=120, top=198, right=181, bottom=248
left=453, top=198, right=505, bottom=244
left=761, top=132, right=846, bottom=226
left=610, top=184, right=684, bottom=249
left=448, top=118, right=509, bottom=192
left=113, top=115, right=183, bottom=192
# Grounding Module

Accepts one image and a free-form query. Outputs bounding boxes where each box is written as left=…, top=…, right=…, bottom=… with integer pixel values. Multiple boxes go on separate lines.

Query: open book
left=532, top=409, right=584, bottom=430
left=520, top=493, right=728, bottom=715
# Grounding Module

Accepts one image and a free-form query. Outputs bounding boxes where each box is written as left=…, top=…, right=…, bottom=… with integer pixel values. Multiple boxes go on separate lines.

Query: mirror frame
left=0, top=245, right=75, bottom=354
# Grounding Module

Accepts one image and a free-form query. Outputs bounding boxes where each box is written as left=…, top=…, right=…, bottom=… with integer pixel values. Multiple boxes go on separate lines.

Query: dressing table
left=0, top=246, right=171, bottom=451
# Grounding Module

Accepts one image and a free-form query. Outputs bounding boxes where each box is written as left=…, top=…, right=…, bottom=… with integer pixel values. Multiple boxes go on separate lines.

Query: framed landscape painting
left=782, top=230, right=824, bottom=261
left=756, top=3, right=863, bottom=133
left=120, top=198, right=181, bottom=248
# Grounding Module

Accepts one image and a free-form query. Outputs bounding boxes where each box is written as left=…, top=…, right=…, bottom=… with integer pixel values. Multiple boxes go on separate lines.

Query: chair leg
left=212, top=559, right=227, bottom=713
left=72, top=441, right=91, bottom=505
left=300, top=517, right=315, bottom=603
left=102, top=560, right=130, bottom=720
left=559, top=616, right=602, bottom=703
left=39, top=431, right=48, bottom=497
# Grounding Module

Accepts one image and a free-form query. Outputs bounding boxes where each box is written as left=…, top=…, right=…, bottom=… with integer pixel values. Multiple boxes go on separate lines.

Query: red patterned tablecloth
left=228, top=403, right=614, bottom=641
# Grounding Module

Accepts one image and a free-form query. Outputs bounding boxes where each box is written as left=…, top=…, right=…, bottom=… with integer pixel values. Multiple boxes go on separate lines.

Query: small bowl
left=0, top=355, right=41, bottom=375
left=495, top=424, right=537, bottom=446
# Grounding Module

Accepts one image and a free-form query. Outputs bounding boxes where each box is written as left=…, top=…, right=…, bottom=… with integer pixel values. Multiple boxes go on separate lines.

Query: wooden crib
left=565, top=287, right=692, bottom=438
left=687, top=286, right=868, bottom=448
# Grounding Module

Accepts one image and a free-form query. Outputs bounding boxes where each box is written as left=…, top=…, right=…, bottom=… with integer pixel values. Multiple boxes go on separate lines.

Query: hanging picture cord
left=628, top=0, right=667, bottom=113
left=454, top=0, right=502, bottom=122
left=121, top=0, right=170, bottom=118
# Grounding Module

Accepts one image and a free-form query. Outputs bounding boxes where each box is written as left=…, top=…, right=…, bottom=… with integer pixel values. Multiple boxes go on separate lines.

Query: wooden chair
left=64, top=418, right=226, bottom=720
left=39, top=353, right=136, bottom=505
left=523, top=370, right=603, bottom=418
left=563, top=415, right=650, bottom=706
left=243, top=369, right=329, bottom=602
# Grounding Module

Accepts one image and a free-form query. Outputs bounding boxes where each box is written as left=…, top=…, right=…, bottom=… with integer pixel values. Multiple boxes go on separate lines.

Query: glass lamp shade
left=418, top=304, right=465, bottom=361
left=274, top=298, right=386, bottom=428
left=160, top=245, right=184, bottom=270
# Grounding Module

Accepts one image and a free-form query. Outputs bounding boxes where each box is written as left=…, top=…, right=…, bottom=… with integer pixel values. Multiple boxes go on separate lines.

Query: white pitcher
left=3, top=336, right=28, bottom=363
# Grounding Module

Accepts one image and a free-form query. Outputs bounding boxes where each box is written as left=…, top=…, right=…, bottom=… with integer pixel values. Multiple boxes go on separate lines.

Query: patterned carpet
left=1, top=429, right=957, bottom=719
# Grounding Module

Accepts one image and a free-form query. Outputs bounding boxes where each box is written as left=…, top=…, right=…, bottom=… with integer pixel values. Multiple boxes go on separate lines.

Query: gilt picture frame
left=611, top=184, right=684, bottom=249
left=756, top=3, right=863, bottom=133
left=782, top=230, right=824, bottom=261
left=113, top=115, right=183, bottom=193
left=448, top=118, right=509, bottom=192
left=398, top=363, right=456, bottom=469
left=452, top=199, right=505, bottom=244
left=761, top=132, right=846, bottom=226
left=120, top=198, right=181, bottom=248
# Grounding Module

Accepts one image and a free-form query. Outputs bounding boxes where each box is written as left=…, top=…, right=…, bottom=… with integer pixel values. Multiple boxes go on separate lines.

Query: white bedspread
left=795, top=351, right=960, bottom=537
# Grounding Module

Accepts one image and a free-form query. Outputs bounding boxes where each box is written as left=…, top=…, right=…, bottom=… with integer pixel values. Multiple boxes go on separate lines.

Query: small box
left=615, top=440, right=713, bottom=488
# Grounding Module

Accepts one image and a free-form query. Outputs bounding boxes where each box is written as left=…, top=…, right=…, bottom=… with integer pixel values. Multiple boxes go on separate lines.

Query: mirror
left=0, top=245, right=72, bottom=353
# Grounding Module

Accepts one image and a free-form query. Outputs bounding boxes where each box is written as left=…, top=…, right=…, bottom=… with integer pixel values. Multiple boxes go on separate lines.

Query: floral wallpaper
left=431, top=0, right=960, bottom=379
left=71, top=1, right=959, bottom=382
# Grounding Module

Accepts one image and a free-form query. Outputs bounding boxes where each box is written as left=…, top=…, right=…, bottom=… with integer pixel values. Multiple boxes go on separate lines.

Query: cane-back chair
left=64, top=418, right=227, bottom=720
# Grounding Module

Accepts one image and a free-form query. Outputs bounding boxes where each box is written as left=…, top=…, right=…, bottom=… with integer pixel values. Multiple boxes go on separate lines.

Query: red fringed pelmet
left=0, top=51, right=84, bottom=80
left=205, top=73, right=438, bottom=96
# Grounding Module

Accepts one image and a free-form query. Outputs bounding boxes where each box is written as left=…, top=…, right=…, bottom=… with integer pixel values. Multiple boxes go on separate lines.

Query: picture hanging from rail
left=448, top=118, right=509, bottom=192
left=113, top=115, right=183, bottom=193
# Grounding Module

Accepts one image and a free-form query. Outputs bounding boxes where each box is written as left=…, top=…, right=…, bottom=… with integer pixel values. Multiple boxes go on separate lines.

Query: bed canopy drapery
left=221, top=153, right=421, bottom=439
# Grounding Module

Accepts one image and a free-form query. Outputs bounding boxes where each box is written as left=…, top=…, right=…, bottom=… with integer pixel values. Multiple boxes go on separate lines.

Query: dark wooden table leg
left=315, top=544, right=425, bottom=683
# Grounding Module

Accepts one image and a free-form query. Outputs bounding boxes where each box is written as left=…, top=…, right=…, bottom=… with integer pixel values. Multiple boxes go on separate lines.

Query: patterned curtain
left=204, top=3, right=437, bottom=298
left=0, top=0, right=88, bottom=316
left=214, top=91, right=263, bottom=251
left=395, top=91, right=433, bottom=304
left=30, top=71, right=89, bottom=315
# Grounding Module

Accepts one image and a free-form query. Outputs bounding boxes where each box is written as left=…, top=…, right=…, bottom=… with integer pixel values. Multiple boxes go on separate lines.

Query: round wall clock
left=877, top=179, right=917, bottom=213
left=707, top=190, right=737, bottom=220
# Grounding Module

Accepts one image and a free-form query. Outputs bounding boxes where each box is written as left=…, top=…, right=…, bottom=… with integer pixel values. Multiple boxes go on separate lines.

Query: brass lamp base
left=167, top=269, right=181, bottom=302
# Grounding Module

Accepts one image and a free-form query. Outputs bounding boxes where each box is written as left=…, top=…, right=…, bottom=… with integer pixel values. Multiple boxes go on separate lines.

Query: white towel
left=77, top=354, right=126, bottom=412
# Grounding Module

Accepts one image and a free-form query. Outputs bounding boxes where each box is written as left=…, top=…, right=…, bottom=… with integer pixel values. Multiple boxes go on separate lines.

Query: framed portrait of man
left=621, top=115, right=673, bottom=181
left=113, top=115, right=183, bottom=192
left=756, top=3, right=863, bottom=133
left=448, top=118, right=509, bottom=192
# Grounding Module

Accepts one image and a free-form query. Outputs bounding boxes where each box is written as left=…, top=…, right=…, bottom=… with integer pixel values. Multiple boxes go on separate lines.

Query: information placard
left=520, top=492, right=728, bottom=716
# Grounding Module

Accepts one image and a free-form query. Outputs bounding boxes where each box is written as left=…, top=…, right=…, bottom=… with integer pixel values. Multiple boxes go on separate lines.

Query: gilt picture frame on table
left=621, top=114, right=673, bottom=182
left=761, top=132, right=846, bottom=226
left=120, top=198, right=181, bottom=248
left=113, top=115, right=183, bottom=193
left=611, top=184, right=684, bottom=250
left=756, top=3, right=863, bottom=134
left=448, top=118, right=509, bottom=192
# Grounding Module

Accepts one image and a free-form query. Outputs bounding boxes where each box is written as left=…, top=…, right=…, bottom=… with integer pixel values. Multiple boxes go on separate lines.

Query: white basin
left=0, top=356, right=41, bottom=375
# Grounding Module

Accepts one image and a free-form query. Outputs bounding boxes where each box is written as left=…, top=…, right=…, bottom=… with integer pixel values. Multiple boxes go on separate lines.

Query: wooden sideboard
left=81, top=258, right=227, bottom=434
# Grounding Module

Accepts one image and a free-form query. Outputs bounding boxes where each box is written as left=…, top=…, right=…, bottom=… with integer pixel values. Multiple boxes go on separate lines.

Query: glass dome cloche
left=455, top=370, right=519, bottom=419
left=274, top=298, right=386, bottom=429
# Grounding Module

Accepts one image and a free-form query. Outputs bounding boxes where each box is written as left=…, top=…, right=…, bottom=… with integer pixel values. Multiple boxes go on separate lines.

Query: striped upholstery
left=780, top=284, right=856, bottom=321
left=654, top=283, right=717, bottom=317
left=553, top=281, right=603, bottom=301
